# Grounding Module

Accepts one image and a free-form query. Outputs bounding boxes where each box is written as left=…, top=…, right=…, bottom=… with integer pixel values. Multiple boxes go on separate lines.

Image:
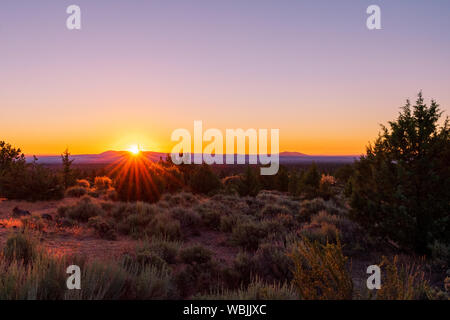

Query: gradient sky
left=1, top=0, right=449, bottom=155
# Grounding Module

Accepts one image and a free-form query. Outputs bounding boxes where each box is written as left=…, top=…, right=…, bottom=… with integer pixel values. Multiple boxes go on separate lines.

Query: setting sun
left=128, top=145, right=140, bottom=155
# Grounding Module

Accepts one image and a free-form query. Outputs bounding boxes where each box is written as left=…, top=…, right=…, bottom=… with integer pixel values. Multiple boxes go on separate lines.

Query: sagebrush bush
left=65, top=186, right=88, bottom=198
left=253, top=243, right=292, bottom=282
left=170, top=206, right=201, bottom=230
left=161, top=192, right=199, bottom=207
left=196, top=204, right=222, bottom=230
left=145, top=237, right=181, bottom=264
left=59, top=196, right=105, bottom=222
left=147, top=212, right=181, bottom=240
left=231, top=221, right=268, bottom=251
left=289, top=237, right=353, bottom=300
left=179, top=245, right=212, bottom=266
left=261, top=204, right=291, bottom=217
left=88, top=216, right=117, bottom=240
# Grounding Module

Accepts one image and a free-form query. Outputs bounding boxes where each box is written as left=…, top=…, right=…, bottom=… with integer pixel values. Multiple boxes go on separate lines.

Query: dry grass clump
left=375, top=256, right=429, bottom=300
left=196, top=277, right=297, bottom=300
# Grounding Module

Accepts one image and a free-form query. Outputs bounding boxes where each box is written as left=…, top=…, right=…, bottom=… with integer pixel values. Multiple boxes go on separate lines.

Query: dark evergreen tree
left=189, top=164, right=222, bottom=194
left=238, top=166, right=260, bottom=197
left=61, top=148, right=75, bottom=189
left=349, top=93, right=450, bottom=253
left=300, top=162, right=321, bottom=198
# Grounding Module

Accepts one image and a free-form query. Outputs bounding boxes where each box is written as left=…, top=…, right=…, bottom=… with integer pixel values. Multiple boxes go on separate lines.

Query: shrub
left=76, top=179, right=90, bottom=188
left=299, top=221, right=339, bottom=245
left=253, top=243, right=292, bottom=282
left=289, top=237, right=353, bottom=300
left=131, top=265, right=174, bottom=299
left=232, top=251, right=256, bottom=286
left=111, top=202, right=156, bottom=222
left=179, top=245, right=213, bottom=266
left=319, top=174, right=337, bottom=199
left=145, top=237, right=181, bottom=264
left=60, top=197, right=105, bottom=222
left=94, top=176, right=113, bottom=191
left=231, top=221, right=267, bottom=251
left=118, top=212, right=154, bottom=238
left=65, top=186, right=88, bottom=198
left=198, top=205, right=221, bottom=230
left=88, top=216, right=117, bottom=240
left=170, top=207, right=201, bottom=230
left=147, top=213, right=181, bottom=240
left=261, top=204, right=291, bottom=217
left=65, top=260, right=129, bottom=300
left=219, top=215, right=237, bottom=233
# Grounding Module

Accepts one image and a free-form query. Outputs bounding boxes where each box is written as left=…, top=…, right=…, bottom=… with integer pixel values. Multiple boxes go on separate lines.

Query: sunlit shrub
left=94, top=176, right=113, bottom=191
left=76, top=179, right=90, bottom=189
left=289, top=237, right=353, bottom=300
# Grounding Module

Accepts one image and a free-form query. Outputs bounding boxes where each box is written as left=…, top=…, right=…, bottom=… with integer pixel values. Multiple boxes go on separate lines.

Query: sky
left=1, top=0, right=449, bottom=155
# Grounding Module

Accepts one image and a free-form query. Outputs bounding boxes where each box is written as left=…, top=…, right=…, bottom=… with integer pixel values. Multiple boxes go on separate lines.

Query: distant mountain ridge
left=26, top=151, right=358, bottom=164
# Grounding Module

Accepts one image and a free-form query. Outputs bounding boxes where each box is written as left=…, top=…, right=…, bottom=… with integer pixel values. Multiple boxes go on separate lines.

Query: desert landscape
left=1, top=1, right=449, bottom=304
left=0, top=94, right=449, bottom=299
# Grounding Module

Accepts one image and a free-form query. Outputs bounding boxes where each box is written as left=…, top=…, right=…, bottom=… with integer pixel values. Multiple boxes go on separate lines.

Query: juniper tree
left=61, top=148, right=75, bottom=189
left=349, top=92, right=450, bottom=253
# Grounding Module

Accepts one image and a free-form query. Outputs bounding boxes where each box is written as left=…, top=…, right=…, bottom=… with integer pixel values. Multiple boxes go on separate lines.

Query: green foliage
left=61, top=148, right=75, bottom=189
left=349, top=93, right=450, bottom=253
left=300, top=162, right=321, bottom=198
left=238, top=166, right=260, bottom=197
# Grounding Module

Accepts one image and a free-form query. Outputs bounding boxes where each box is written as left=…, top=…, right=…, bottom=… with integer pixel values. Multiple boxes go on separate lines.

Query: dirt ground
left=0, top=198, right=238, bottom=263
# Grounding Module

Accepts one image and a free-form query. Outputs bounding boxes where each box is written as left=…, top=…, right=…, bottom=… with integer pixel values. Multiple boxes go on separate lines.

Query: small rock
left=12, top=207, right=31, bottom=218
